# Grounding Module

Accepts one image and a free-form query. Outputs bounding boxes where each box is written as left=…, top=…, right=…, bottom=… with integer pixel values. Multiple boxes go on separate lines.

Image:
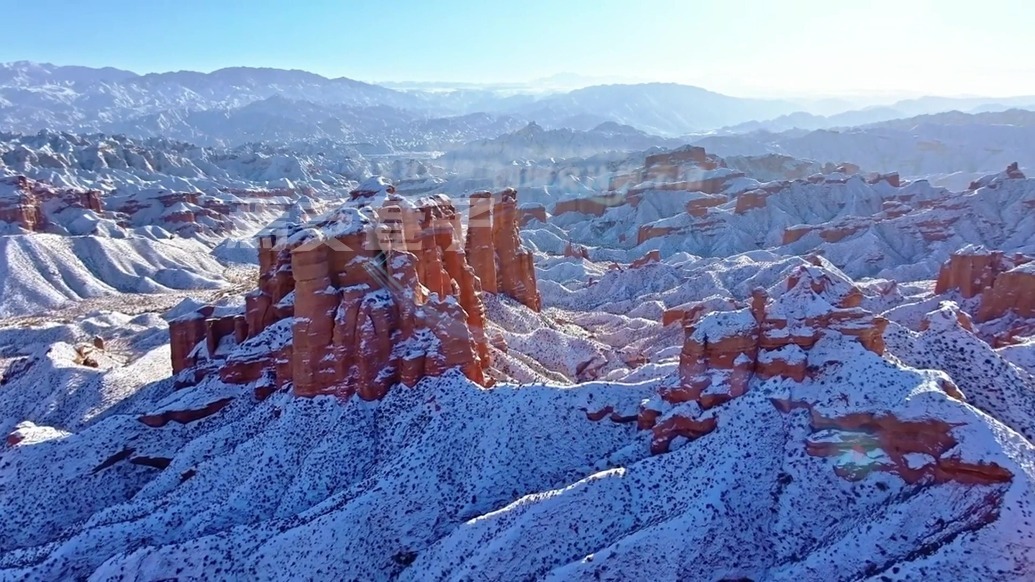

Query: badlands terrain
left=0, top=63, right=1034, bottom=580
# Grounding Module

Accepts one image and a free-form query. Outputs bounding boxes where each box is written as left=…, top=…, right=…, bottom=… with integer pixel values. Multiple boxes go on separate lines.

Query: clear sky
left=3, top=0, right=1032, bottom=98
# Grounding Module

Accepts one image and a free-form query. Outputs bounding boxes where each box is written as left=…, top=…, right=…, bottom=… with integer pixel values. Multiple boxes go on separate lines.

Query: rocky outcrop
left=518, top=203, right=547, bottom=226
left=563, top=242, right=591, bottom=260
left=552, top=146, right=737, bottom=219
left=138, top=397, right=235, bottom=427
left=935, top=247, right=1035, bottom=322
left=628, top=260, right=889, bottom=454
left=170, top=182, right=542, bottom=402
left=0, top=175, right=102, bottom=232
left=980, top=262, right=1035, bottom=321
left=583, top=260, right=1011, bottom=484
left=552, top=193, right=625, bottom=217
left=802, top=410, right=1012, bottom=484
left=671, top=261, right=885, bottom=407
left=968, top=161, right=1025, bottom=190
left=467, top=188, right=541, bottom=311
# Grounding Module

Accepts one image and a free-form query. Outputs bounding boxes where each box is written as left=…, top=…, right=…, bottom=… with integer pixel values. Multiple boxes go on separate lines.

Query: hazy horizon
left=3, top=0, right=1033, bottom=99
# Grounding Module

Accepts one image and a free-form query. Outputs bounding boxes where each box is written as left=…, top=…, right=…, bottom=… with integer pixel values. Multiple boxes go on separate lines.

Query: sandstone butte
left=585, top=257, right=1012, bottom=487
left=169, top=184, right=541, bottom=402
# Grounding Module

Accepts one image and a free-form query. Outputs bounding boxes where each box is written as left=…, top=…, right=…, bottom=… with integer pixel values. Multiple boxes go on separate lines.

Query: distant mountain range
left=6, top=61, right=1035, bottom=149
left=695, top=109, right=1035, bottom=190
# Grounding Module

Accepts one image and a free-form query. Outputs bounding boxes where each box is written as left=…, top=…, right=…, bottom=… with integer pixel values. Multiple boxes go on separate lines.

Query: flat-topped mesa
left=934, top=247, right=1035, bottom=322
left=466, top=188, right=542, bottom=311
left=171, top=181, right=542, bottom=401
left=551, top=145, right=736, bottom=217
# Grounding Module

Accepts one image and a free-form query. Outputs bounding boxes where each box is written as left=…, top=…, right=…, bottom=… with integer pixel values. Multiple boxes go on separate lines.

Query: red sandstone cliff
left=935, top=247, right=1035, bottom=323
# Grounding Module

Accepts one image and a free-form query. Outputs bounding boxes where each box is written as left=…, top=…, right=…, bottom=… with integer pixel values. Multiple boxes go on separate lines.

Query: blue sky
left=4, top=0, right=1033, bottom=97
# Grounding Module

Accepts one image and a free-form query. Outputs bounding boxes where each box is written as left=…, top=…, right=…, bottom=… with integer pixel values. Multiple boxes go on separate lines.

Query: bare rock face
left=980, top=263, right=1035, bottom=321
left=466, top=188, right=542, bottom=311
left=968, top=161, right=1026, bottom=190
left=673, top=260, right=886, bottom=406
left=169, top=312, right=211, bottom=375
left=518, top=203, right=547, bottom=226
left=0, top=175, right=102, bottom=232
left=934, top=247, right=1013, bottom=299
left=591, top=260, right=1011, bottom=487
left=803, top=411, right=1012, bottom=484
left=171, top=182, right=542, bottom=402
left=138, top=398, right=235, bottom=428
left=934, top=247, right=1035, bottom=322
left=629, top=249, right=661, bottom=269
left=552, top=193, right=625, bottom=217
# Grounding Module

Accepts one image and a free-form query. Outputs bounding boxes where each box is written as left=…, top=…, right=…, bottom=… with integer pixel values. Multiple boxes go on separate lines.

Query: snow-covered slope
left=1, top=254, right=1033, bottom=580
left=0, top=234, right=227, bottom=318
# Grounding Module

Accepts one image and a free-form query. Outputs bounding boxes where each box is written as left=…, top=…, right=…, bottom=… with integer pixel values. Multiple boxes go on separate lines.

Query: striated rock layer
left=170, top=184, right=541, bottom=401
left=0, top=175, right=102, bottom=232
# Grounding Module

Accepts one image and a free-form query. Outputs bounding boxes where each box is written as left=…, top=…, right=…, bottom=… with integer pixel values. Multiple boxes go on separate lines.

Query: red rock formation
left=969, top=162, right=1026, bottom=190
left=492, top=189, right=542, bottom=312
left=644, top=146, right=709, bottom=169
left=618, top=263, right=890, bottom=455
left=552, top=193, right=625, bottom=217
left=979, top=263, right=1035, bottom=321
left=734, top=189, right=770, bottom=214
left=804, top=410, right=1012, bottom=485
left=782, top=226, right=815, bottom=245
left=465, top=191, right=498, bottom=293
left=866, top=172, right=901, bottom=187
left=170, top=183, right=541, bottom=403
left=629, top=250, right=661, bottom=269
left=608, top=172, right=641, bottom=191
left=685, top=193, right=726, bottom=217
left=138, top=397, right=235, bottom=427
left=637, top=225, right=679, bottom=245
left=0, top=175, right=103, bottom=232
left=661, top=297, right=739, bottom=327
left=465, top=189, right=541, bottom=311
left=518, top=203, right=547, bottom=226
left=169, top=313, right=209, bottom=375
left=934, top=249, right=1011, bottom=298
left=934, top=248, right=1035, bottom=322
left=647, top=415, right=718, bottom=455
